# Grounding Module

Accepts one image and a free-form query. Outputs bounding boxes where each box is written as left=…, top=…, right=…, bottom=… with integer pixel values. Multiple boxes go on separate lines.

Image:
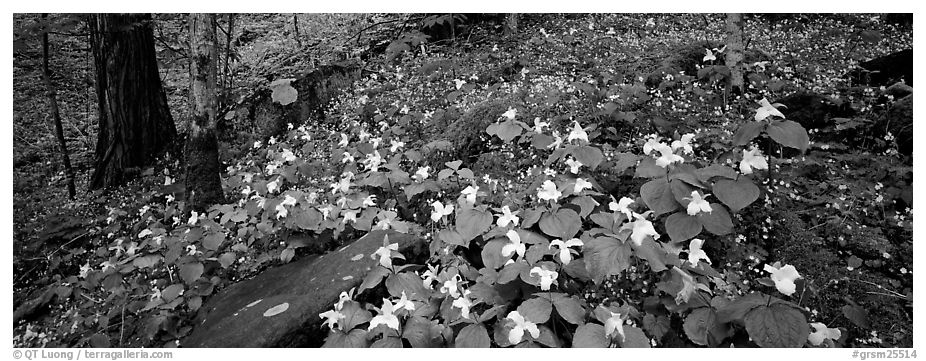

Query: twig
left=342, top=18, right=405, bottom=46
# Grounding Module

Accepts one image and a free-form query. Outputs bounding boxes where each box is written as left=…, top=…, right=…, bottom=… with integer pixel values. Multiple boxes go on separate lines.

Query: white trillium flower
left=604, top=311, right=626, bottom=341
left=460, top=185, right=479, bottom=205
left=532, top=117, right=549, bottom=133
left=420, top=264, right=439, bottom=288
left=574, top=178, right=593, bottom=193
left=740, top=147, right=769, bottom=175
left=808, top=322, right=842, bottom=346
left=565, top=158, right=583, bottom=174
left=624, top=212, right=659, bottom=246
left=319, top=309, right=345, bottom=330
left=530, top=266, right=559, bottom=291
left=390, top=140, right=404, bottom=153
left=609, top=197, right=635, bottom=220
left=653, top=143, right=684, bottom=168
left=188, top=211, right=199, bottom=226
left=549, top=238, right=584, bottom=265
left=452, top=290, right=475, bottom=319
left=547, top=131, right=564, bottom=149
left=413, top=166, right=430, bottom=181
left=643, top=136, right=662, bottom=155
left=454, top=79, right=467, bottom=90
left=341, top=209, right=359, bottom=224
left=501, top=229, right=526, bottom=260
left=685, top=191, right=713, bottom=216
left=567, top=120, right=589, bottom=144
left=430, top=201, right=454, bottom=222
left=372, top=242, right=399, bottom=269
left=368, top=298, right=401, bottom=331
left=440, top=276, right=461, bottom=298
left=763, top=263, right=802, bottom=296
left=537, top=180, right=562, bottom=202
left=496, top=205, right=520, bottom=227
left=703, top=48, right=717, bottom=62
left=687, top=238, right=711, bottom=266
left=363, top=195, right=377, bottom=207
left=506, top=311, right=540, bottom=345
left=502, top=107, right=518, bottom=120
left=671, top=133, right=695, bottom=154
left=755, top=98, right=786, bottom=121
left=394, top=291, right=416, bottom=312
left=267, top=179, right=280, bottom=194
left=341, top=152, right=354, bottom=164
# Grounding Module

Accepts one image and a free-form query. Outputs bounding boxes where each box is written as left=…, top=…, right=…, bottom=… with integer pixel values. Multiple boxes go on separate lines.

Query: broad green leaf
left=573, top=323, right=608, bottom=347
left=841, top=304, right=870, bottom=329
left=341, top=301, right=373, bottom=331
left=618, top=326, right=651, bottom=348
left=357, top=265, right=391, bottom=295
left=438, top=229, right=468, bottom=247
left=583, top=236, right=632, bottom=283
left=683, top=307, right=716, bottom=346
left=552, top=294, right=586, bottom=325
left=642, top=313, right=671, bottom=340
left=732, top=121, right=766, bottom=146
left=665, top=212, right=703, bottom=243
left=695, top=164, right=739, bottom=182
left=402, top=316, right=440, bottom=348
left=766, top=120, right=809, bottom=152
left=640, top=178, right=680, bottom=217
left=386, top=272, right=430, bottom=301
left=456, top=209, right=493, bottom=242
left=744, top=304, right=809, bottom=348
left=669, top=178, right=697, bottom=207
left=570, top=145, right=604, bottom=170
left=455, top=324, right=490, bottom=348
left=697, top=203, right=733, bottom=235
left=634, top=157, right=667, bottom=178
left=538, top=208, right=581, bottom=239
left=371, top=336, right=403, bottom=348
left=517, top=297, right=553, bottom=324
left=716, top=293, right=770, bottom=323
left=132, top=255, right=161, bottom=269
left=630, top=237, right=670, bottom=272
left=713, top=179, right=760, bottom=213
left=487, top=120, right=523, bottom=143
left=179, top=262, right=204, bottom=285
left=161, top=284, right=184, bottom=302
left=481, top=239, right=509, bottom=270
left=322, top=329, right=369, bottom=348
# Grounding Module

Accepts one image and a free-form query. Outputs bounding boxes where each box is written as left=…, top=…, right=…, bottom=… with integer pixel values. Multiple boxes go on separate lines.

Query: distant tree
left=89, top=14, right=176, bottom=189
left=40, top=14, right=77, bottom=198
left=505, top=13, right=519, bottom=36
left=185, top=13, right=224, bottom=210
left=724, top=13, right=745, bottom=94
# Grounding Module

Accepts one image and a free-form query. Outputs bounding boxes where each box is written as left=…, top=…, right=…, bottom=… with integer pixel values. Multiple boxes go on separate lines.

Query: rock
left=881, top=94, right=912, bottom=156
left=231, top=61, right=361, bottom=138
left=885, top=82, right=913, bottom=99
left=182, top=230, right=425, bottom=347
left=774, top=92, right=854, bottom=130
left=848, top=49, right=912, bottom=87
left=842, top=226, right=894, bottom=260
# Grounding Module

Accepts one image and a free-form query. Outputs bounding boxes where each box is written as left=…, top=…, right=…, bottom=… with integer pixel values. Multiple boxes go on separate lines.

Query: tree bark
left=724, top=13, right=745, bottom=94
left=89, top=14, right=176, bottom=190
left=186, top=13, right=224, bottom=210
left=41, top=14, right=76, bottom=198
left=505, top=13, right=519, bottom=36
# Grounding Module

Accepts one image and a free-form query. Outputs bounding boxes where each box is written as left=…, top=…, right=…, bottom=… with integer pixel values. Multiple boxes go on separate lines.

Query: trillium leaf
left=531, top=133, right=554, bottom=149
left=456, top=209, right=493, bottom=242
left=132, top=255, right=161, bottom=269
left=732, top=121, right=766, bottom=146
left=618, top=326, right=651, bottom=348
left=640, top=178, right=681, bottom=217
left=630, top=237, right=670, bottom=272
left=455, top=324, right=491, bottom=348
left=386, top=272, right=430, bottom=302
left=341, top=301, right=374, bottom=331
left=665, top=212, right=703, bottom=243
left=371, top=336, right=403, bottom=348
left=322, top=329, right=369, bottom=348
left=517, top=297, right=553, bottom=324
left=695, top=164, right=739, bottom=183
left=487, top=120, right=523, bottom=143
left=713, top=179, right=760, bottom=213
left=402, top=316, right=439, bottom=348
left=551, top=294, right=586, bottom=325
left=179, top=262, right=204, bottom=285
left=669, top=179, right=697, bottom=207
left=642, top=313, right=671, bottom=340
left=570, top=196, right=599, bottom=218
left=573, top=323, right=609, bottom=347
left=563, top=259, right=591, bottom=282
left=841, top=304, right=870, bottom=329
left=438, top=229, right=468, bottom=247
left=161, top=284, right=184, bottom=302
left=497, top=260, right=530, bottom=284
left=481, top=239, right=509, bottom=270
left=634, top=157, right=667, bottom=178
left=538, top=208, right=581, bottom=239
left=570, top=145, right=604, bottom=170
left=716, top=293, right=770, bottom=323
left=744, top=304, right=809, bottom=348
left=583, top=236, right=632, bottom=284
left=766, top=120, right=810, bottom=153
left=683, top=307, right=716, bottom=346
left=697, top=203, right=733, bottom=235
left=357, top=266, right=391, bottom=296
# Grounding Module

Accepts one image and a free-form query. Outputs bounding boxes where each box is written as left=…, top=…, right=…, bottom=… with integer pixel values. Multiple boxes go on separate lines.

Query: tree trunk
left=724, top=13, right=745, bottom=94
left=505, top=13, right=519, bottom=36
left=293, top=14, right=302, bottom=47
left=89, top=14, right=176, bottom=190
left=41, top=14, right=76, bottom=198
left=186, top=13, right=224, bottom=210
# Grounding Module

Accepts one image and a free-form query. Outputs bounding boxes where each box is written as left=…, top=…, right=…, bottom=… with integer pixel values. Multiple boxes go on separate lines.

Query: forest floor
left=12, top=13, right=914, bottom=348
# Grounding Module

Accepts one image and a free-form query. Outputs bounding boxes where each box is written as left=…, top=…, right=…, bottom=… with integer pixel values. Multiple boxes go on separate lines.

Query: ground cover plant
left=12, top=13, right=913, bottom=348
